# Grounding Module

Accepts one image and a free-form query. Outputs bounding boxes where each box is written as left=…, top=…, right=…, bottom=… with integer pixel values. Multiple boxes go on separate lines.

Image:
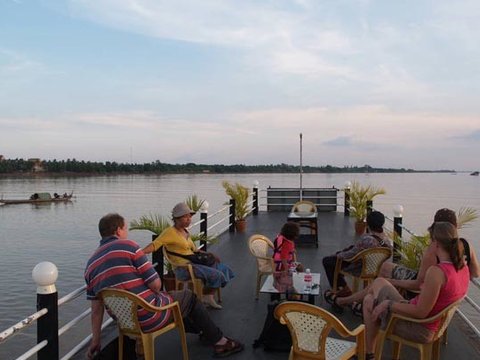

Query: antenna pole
left=300, top=133, right=303, bottom=201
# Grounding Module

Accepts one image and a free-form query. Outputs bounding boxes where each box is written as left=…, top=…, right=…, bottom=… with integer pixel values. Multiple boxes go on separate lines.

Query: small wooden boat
left=0, top=192, right=73, bottom=205
left=471, top=171, right=479, bottom=176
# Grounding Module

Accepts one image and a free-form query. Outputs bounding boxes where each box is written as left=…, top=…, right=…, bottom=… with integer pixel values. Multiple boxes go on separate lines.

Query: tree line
left=0, top=158, right=434, bottom=175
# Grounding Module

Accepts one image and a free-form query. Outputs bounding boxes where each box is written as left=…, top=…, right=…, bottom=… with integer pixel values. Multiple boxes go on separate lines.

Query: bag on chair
left=167, top=250, right=217, bottom=267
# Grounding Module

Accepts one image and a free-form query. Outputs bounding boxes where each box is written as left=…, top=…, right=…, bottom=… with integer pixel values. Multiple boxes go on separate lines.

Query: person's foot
left=213, top=338, right=244, bottom=357
left=203, top=295, right=223, bottom=309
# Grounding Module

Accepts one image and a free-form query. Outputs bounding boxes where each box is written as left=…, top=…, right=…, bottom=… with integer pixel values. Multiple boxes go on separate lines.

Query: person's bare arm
left=87, top=299, right=104, bottom=359
left=147, top=277, right=162, bottom=294
left=468, top=246, right=480, bottom=278
left=143, top=242, right=155, bottom=254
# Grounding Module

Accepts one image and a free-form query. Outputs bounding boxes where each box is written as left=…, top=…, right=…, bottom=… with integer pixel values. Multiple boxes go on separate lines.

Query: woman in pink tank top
left=361, top=221, right=470, bottom=360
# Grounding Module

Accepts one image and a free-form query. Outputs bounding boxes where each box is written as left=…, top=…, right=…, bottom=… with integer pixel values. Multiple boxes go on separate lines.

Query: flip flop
left=351, top=301, right=363, bottom=317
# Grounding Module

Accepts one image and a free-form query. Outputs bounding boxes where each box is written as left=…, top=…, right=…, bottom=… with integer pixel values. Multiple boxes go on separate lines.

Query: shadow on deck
left=98, top=211, right=480, bottom=359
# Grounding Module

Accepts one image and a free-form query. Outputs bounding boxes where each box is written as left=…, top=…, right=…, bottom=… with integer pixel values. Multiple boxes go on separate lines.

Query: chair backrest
left=248, top=234, right=274, bottom=273
left=99, top=288, right=144, bottom=336
left=432, top=298, right=463, bottom=342
left=359, top=247, right=392, bottom=277
left=274, top=301, right=357, bottom=358
left=291, top=200, right=317, bottom=215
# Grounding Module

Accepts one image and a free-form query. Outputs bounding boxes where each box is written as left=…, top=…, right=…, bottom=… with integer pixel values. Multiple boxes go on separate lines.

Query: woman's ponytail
left=432, top=222, right=465, bottom=271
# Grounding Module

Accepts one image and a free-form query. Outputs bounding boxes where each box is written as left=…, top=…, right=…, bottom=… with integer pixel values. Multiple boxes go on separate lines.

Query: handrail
left=58, top=308, right=91, bottom=337
left=0, top=308, right=48, bottom=343
left=207, top=205, right=230, bottom=219
left=58, top=285, right=86, bottom=306
left=60, top=317, right=114, bottom=360
left=15, top=340, right=48, bottom=360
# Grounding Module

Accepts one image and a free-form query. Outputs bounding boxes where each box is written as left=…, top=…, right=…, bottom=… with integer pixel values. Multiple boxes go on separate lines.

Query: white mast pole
left=300, top=133, right=303, bottom=201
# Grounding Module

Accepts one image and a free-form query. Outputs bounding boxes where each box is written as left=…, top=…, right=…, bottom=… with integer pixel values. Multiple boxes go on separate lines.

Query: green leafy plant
left=222, top=181, right=250, bottom=220
left=185, top=194, right=205, bottom=212
left=394, top=207, right=478, bottom=270
left=129, top=214, right=172, bottom=272
left=129, top=213, right=171, bottom=235
left=349, top=181, right=386, bottom=222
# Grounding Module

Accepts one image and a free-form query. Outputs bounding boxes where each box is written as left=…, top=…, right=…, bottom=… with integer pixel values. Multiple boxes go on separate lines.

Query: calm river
left=1, top=173, right=479, bottom=357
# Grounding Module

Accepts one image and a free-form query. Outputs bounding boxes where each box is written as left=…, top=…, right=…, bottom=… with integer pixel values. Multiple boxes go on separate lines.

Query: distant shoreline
left=0, top=170, right=458, bottom=178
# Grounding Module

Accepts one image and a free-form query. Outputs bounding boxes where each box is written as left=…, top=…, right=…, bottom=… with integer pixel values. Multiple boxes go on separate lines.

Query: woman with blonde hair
left=361, top=222, right=469, bottom=360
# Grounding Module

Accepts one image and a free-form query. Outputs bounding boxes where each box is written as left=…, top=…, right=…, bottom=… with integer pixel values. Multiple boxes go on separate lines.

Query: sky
left=1, top=0, right=479, bottom=170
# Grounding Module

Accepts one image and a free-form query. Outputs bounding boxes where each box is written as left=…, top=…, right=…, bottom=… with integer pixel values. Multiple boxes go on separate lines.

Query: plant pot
left=235, top=219, right=247, bottom=232
left=163, top=272, right=176, bottom=291
left=354, top=220, right=367, bottom=236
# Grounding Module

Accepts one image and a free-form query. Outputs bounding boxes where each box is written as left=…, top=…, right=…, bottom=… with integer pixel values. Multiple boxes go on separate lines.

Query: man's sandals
left=324, top=289, right=349, bottom=314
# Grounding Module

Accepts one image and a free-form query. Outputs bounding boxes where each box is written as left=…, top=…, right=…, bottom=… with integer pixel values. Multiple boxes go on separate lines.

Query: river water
left=1, top=173, right=479, bottom=357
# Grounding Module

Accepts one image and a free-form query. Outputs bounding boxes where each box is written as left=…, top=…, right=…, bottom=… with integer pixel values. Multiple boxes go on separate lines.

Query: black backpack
left=252, top=300, right=292, bottom=352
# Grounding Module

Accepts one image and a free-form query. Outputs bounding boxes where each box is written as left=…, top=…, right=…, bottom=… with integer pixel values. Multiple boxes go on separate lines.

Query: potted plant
left=394, top=207, right=478, bottom=270
left=222, top=181, right=250, bottom=232
left=129, top=214, right=177, bottom=290
left=348, top=181, right=386, bottom=235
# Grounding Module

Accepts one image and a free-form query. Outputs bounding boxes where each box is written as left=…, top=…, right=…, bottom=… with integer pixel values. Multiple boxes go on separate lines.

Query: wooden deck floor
left=89, top=211, right=480, bottom=359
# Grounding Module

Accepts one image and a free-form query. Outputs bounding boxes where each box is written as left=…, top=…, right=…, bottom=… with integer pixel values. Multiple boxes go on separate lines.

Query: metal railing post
left=151, top=234, right=164, bottom=287
left=229, top=198, right=236, bottom=233
left=344, top=186, right=350, bottom=217
left=33, top=262, right=59, bottom=360
left=393, top=205, right=404, bottom=263
left=367, top=200, right=373, bottom=216
left=253, top=184, right=259, bottom=216
left=200, top=207, right=208, bottom=251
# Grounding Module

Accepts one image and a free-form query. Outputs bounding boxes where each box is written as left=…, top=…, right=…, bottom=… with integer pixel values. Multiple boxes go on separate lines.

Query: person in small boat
left=85, top=213, right=244, bottom=359
left=273, top=221, right=304, bottom=273
left=143, top=203, right=234, bottom=310
left=334, top=208, right=480, bottom=315
left=323, top=211, right=391, bottom=304
left=54, top=193, right=60, bottom=198
left=361, top=222, right=469, bottom=360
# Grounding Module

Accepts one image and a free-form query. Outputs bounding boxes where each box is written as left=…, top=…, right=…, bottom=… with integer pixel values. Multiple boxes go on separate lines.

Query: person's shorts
left=391, top=264, right=418, bottom=280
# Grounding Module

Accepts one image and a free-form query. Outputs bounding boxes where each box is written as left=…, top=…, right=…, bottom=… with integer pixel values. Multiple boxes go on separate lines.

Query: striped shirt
left=84, top=236, right=172, bottom=333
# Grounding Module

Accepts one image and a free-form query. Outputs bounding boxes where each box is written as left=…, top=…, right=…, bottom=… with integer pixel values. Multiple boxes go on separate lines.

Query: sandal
left=351, top=302, right=363, bottom=317
left=331, top=295, right=344, bottom=314
left=213, top=337, right=244, bottom=358
left=324, top=289, right=335, bottom=305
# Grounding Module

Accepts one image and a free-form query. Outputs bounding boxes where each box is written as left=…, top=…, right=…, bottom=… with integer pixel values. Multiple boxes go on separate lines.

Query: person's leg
left=323, top=255, right=347, bottom=289
left=170, top=290, right=223, bottom=343
left=379, top=261, right=395, bottom=278
left=336, top=284, right=371, bottom=306
left=170, top=290, right=244, bottom=356
left=363, top=293, right=380, bottom=355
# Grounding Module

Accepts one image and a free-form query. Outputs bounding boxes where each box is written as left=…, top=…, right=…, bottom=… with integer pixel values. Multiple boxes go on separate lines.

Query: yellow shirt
left=152, top=227, right=196, bottom=265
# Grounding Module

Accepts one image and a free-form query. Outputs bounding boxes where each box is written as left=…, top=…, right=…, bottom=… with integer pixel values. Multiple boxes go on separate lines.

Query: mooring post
left=393, top=205, right=404, bottom=263
left=33, top=262, right=59, bottom=360
left=253, top=180, right=259, bottom=216
left=200, top=201, right=209, bottom=251
left=229, top=198, right=236, bottom=232
left=344, top=181, right=351, bottom=217
left=151, top=234, right=164, bottom=286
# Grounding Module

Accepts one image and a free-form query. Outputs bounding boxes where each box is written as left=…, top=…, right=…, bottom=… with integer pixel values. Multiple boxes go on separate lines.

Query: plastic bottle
left=304, top=268, right=312, bottom=293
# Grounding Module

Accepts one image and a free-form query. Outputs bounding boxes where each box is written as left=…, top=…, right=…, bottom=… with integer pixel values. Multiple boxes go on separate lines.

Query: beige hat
left=172, top=202, right=195, bottom=218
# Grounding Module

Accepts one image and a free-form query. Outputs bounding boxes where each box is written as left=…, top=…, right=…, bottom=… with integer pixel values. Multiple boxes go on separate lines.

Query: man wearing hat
left=323, top=211, right=391, bottom=306
left=143, top=202, right=235, bottom=310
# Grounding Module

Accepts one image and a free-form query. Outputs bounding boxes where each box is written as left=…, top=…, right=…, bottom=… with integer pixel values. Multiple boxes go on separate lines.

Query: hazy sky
left=1, top=0, right=479, bottom=170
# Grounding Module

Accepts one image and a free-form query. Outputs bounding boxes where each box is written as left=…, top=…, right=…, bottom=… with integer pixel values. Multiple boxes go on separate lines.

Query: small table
left=260, top=272, right=321, bottom=304
left=287, top=211, right=318, bottom=247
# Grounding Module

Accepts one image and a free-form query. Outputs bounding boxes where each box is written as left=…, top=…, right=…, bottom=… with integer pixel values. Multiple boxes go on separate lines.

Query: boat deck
left=84, top=211, right=480, bottom=359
